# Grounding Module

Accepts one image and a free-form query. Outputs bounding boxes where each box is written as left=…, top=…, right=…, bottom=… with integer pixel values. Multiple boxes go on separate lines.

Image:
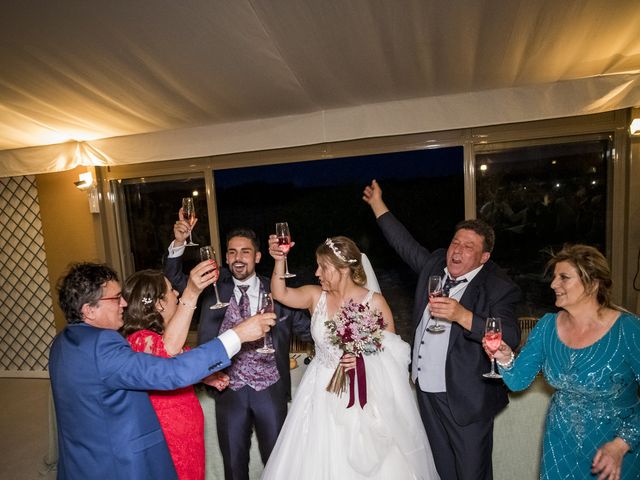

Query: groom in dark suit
left=50, top=262, right=275, bottom=480
left=363, top=180, right=521, bottom=480
left=164, top=221, right=311, bottom=480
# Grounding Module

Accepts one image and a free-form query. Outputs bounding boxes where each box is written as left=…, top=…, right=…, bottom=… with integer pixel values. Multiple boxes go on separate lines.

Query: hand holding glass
left=482, top=317, right=503, bottom=378
left=256, top=293, right=276, bottom=354
left=426, top=275, right=446, bottom=333
left=275, top=222, right=296, bottom=279
left=181, top=197, right=198, bottom=246
left=199, top=246, right=229, bottom=310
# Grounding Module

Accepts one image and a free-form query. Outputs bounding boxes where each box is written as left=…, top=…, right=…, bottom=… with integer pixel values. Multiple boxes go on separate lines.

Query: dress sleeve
left=127, top=330, right=170, bottom=358
left=498, top=313, right=551, bottom=391
left=617, top=314, right=640, bottom=450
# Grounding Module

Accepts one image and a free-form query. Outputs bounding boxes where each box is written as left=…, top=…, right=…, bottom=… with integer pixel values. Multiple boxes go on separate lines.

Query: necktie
left=238, top=285, right=251, bottom=319
left=443, top=276, right=467, bottom=296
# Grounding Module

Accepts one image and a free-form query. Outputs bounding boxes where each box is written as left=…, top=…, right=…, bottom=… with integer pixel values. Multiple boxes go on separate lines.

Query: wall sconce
left=631, top=107, right=640, bottom=136
left=74, top=171, right=94, bottom=190
left=74, top=171, right=100, bottom=213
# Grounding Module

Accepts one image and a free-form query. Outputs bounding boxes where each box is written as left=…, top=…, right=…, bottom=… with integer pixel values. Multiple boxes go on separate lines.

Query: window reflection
left=476, top=139, right=610, bottom=317
left=121, top=177, right=209, bottom=271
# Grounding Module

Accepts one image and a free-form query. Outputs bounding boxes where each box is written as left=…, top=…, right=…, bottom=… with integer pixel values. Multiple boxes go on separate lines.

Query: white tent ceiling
left=1, top=0, right=640, bottom=177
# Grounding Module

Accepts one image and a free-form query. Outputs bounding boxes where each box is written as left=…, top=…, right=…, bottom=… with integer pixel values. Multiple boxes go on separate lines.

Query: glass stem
left=491, top=357, right=497, bottom=375
left=213, top=283, right=221, bottom=304
left=284, top=256, right=290, bottom=275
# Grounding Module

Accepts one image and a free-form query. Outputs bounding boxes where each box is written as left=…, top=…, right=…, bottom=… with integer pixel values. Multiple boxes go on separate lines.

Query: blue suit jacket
left=49, top=323, right=231, bottom=479
left=378, top=211, right=522, bottom=425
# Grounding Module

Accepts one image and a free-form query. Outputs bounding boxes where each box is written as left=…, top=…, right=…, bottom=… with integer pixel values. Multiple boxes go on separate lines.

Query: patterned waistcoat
left=218, top=286, right=280, bottom=391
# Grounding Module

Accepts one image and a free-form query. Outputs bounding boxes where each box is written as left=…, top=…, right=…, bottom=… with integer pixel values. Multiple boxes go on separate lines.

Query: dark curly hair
left=121, top=270, right=168, bottom=337
left=57, top=263, right=119, bottom=325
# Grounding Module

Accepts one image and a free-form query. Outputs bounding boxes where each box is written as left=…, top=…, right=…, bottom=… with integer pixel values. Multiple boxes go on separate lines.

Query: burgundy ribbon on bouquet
left=346, top=356, right=367, bottom=408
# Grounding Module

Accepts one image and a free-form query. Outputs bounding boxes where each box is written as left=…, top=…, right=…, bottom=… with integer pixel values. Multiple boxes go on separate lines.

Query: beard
left=230, top=262, right=253, bottom=281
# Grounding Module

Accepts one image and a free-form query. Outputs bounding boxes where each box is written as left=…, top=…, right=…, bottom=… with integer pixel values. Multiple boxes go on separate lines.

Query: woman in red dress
left=121, top=261, right=229, bottom=480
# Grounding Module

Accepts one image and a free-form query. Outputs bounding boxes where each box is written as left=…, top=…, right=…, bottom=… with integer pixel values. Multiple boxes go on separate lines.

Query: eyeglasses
left=99, top=293, right=122, bottom=302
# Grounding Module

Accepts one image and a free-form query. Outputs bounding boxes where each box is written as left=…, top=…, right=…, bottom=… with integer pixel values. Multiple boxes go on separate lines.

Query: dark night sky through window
left=214, top=146, right=465, bottom=341
left=215, top=147, right=462, bottom=188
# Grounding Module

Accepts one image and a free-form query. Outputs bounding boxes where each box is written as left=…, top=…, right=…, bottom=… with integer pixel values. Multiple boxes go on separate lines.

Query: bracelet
left=178, top=298, right=197, bottom=310
left=496, top=350, right=515, bottom=369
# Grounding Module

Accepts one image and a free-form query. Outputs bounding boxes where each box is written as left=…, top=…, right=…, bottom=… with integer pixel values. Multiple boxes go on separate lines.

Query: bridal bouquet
left=325, top=299, right=385, bottom=408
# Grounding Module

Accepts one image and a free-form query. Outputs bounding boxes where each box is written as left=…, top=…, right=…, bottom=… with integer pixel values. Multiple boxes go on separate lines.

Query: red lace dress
left=127, top=329, right=205, bottom=480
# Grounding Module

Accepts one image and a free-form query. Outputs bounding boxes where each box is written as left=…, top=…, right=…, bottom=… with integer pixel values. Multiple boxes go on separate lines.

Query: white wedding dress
left=261, top=290, right=440, bottom=480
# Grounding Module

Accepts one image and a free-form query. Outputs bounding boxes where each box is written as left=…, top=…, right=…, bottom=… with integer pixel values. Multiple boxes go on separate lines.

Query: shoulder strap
left=363, top=289, right=374, bottom=305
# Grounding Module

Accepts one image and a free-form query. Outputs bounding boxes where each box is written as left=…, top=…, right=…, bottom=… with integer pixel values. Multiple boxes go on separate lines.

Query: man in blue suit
left=164, top=222, right=310, bottom=480
left=49, top=262, right=275, bottom=480
left=363, top=180, right=521, bottom=480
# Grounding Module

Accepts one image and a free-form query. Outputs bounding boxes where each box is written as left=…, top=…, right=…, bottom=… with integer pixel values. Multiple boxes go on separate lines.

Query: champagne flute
left=181, top=197, right=198, bottom=246
left=426, top=275, right=446, bottom=333
left=256, top=292, right=276, bottom=354
left=200, top=246, right=229, bottom=310
left=482, top=317, right=503, bottom=378
left=275, top=222, right=296, bottom=279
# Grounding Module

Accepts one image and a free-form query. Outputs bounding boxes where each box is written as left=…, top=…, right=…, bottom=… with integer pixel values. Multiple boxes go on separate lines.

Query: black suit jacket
left=378, top=212, right=521, bottom=425
left=164, top=255, right=311, bottom=401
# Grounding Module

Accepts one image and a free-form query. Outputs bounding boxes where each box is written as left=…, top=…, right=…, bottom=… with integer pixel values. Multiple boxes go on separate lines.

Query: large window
left=475, top=137, right=611, bottom=317
left=103, top=114, right=627, bottom=340
left=214, top=147, right=465, bottom=342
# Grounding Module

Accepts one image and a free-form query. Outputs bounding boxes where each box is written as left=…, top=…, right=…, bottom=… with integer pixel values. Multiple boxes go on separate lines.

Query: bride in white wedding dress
left=262, top=235, right=439, bottom=480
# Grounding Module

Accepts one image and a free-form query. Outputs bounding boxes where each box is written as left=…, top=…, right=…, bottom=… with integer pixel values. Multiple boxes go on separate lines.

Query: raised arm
left=363, top=180, right=432, bottom=274
left=163, top=208, right=198, bottom=293
left=163, top=260, right=216, bottom=356
left=268, top=234, right=319, bottom=311
left=362, top=179, right=390, bottom=218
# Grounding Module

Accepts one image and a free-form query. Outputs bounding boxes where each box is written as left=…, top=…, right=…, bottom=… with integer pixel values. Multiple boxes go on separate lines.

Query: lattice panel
left=0, top=176, right=55, bottom=374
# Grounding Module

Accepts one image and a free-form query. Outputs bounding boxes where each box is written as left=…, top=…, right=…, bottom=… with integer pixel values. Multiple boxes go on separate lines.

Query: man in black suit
left=363, top=180, right=521, bottom=480
left=164, top=220, right=311, bottom=480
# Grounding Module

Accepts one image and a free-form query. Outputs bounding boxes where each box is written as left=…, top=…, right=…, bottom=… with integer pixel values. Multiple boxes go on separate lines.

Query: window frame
left=97, top=110, right=630, bottom=305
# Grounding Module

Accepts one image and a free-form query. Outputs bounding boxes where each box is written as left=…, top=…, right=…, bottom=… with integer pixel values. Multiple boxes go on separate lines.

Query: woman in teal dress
left=486, top=244, right=639, bottom=480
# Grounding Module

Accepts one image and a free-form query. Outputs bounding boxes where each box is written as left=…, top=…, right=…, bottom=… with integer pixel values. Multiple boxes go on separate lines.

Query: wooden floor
left=0, top=378, right=55, bottom=480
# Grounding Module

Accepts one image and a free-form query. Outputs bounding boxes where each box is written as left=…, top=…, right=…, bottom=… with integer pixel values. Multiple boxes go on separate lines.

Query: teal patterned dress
left=499, top=312, right=640, bottom=479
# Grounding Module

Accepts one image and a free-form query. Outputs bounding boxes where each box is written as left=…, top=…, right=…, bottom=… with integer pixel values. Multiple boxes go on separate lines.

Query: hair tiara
left=141, top=296, right=153, bottom=305
left=325, top=238, right=357, bottom=264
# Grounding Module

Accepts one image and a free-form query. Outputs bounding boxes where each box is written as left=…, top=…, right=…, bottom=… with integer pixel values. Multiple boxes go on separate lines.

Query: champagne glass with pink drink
left=482, top=317, right=503, bottom=378
left=275, top=222, right=296, bottom=279
left=181, top=197, right=198, bottom=246
left=426, top=275, right=446, bottom=333
left=200, top=246, right=229, bottom=310
left=256, top=293, right=276, bottom=354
